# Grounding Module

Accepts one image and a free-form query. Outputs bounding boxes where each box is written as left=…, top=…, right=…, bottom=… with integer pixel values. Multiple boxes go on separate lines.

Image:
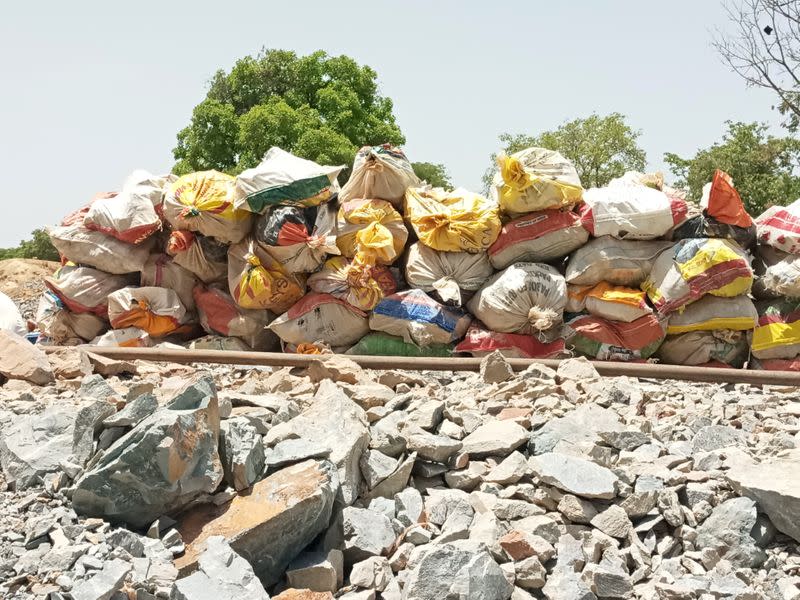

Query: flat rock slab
left=528, top=452, right=618, bottom=500
left=175, top=459, right=338, bottom=587
left=0, top=330, right=54, bottom=385
left=460, top=420, right=528, bottom=457
left=728, top=454, right=800, bottom=543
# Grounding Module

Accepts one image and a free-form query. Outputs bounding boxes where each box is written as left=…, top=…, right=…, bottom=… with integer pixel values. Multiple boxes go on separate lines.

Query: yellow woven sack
left=228, top=239, right=306, bottom=312
left=495, top=148, right=583, bottom=214
left=405, top=187, right=501, bottom=253
left=336, top=198, right=408, bottom=264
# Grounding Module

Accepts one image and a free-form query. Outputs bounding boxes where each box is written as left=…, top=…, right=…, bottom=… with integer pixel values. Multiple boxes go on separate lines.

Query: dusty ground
left=0, top=259, right=59, bottom=318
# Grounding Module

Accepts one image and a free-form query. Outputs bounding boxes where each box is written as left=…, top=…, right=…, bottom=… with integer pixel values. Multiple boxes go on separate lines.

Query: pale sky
left=0, top=0, right=784, bottom=246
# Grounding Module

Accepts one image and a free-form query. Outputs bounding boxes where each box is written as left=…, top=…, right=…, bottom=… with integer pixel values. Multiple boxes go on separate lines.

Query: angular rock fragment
left=529, top=453, right=618, bottom=500
left=342, top=506, right=396, bottom=564
left=461, top=420, right=528, bottom=457
left=0, top=330, right=54, bottom=385
left=219, top=418, right=265, bottom=491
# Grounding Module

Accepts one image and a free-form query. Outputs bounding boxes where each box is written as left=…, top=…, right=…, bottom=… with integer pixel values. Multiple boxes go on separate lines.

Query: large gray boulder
left=0, top=407, right=75, bottom=489
left=72, top=376, right=223, bottom=527
left=696, top=497, right=766, bottom=568
left=176, top=459, right=338, bottom=587
left=287, top=379, right=369, bottom=505
left=0, top=330, right=54, bottom=385
left=219, top=418, right=265, bottom=491
left=728, top=453, right=800, bottom=543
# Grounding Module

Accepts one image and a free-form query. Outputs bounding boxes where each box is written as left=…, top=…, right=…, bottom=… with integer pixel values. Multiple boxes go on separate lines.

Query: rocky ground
left=0, top=340, right=799, bottom=600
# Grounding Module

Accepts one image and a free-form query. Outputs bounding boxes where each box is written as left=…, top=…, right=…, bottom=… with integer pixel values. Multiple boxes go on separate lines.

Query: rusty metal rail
left=62, top=346, right=800, bottom=386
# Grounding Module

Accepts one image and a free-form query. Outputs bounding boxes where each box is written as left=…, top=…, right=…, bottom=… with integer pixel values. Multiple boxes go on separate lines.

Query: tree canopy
left=173, top=49, right=406, bottom=177
left=483, top=113, right=646, bottom=192
left=664, top=121, right=800, bottom=216
left=411, top=162, right=453, bottom=190
left=0, top=229, right=59, bottom=261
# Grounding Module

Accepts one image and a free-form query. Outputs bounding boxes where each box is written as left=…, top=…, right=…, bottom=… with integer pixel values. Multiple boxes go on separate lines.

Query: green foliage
left=664, top=121, right=800, bottom=216
left=483, top=113, right=647, bottom=192
left=0, top=229, right=59, bottom=261
left=173, top=49, right=405, bottom=178
left=412, top=162, right=452, bottom=190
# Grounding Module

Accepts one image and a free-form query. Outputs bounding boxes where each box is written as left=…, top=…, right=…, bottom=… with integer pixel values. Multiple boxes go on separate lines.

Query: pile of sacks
left=33, top=143, right=800, bottom=371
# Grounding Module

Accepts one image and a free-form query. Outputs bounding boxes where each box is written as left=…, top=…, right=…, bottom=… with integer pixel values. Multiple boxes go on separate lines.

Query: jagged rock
left=360, top=450, right=398, bottom=489
left=84, top=351, right=137, bottom=377
left=542, top=570, right=597, bottom=600
left=70, top=558, right=131, bottom=600
left=287, top=380, right=369, bottom=505
left=451, top=550, right=513, bottom=600
left=499, top=531, right=555, bottom=562
left=0, top=407, right=74, bottom=489
left=306, top=355, right=367, bottom=385
left=515, top=556, right=547, bottom=590
left=695, top=497, right=766, bottom=568
left=480, top=351, right=515, bottom=384
left=446, top=461, right=489, bottom=491
left=73, top=376, right=223, bottom=527
left=461, top=420, right=528, bottom=457
left=72, top=400, right=116, bottom=465
left=590, top=505, right=631, bottom=539
left=728, top=453, right=800, bottom=542
left=528, top=405, right=622, bottom=455
left=103, top=393, right=158, bottom=428
left=402, top=543, right=477, bottom=600
left=343, top=382, right=396, bottom=410
left=691, top=425, right=745, bottom=453
left=406, top=428, right=462, bottom=463
left=219, top=418, right=265, bottom=491
left=265, top=438, right=332, bottom=470
left=556, top=357, right=599, bottom=383
left=0, top=330, right=54, bottom=385
left=484, top=451, right=528, bottom=485
left=286, top=549, right=343, bottom=593
left=427, top=489, right=475, bottom=541
left=176, top=459, right=338, bottom=587
left=342, top=506, right=396, bottom=564
left=557, top=494, right=598, bottom=524
left=79, top=374, right=120, bottom=401
left=582, top=564, right=633, bottom=599
left=362, top=453, right=416, bottom=501
left=597, top=430, right=650, bottom=451
left=528, top=453, right=618, bottom=499
left=273, top=590, right=334, bottom=600
left=47, top=347, right=91, bottom=379
left=395, top=487, right=423, bottom=527
left=349, top=556, right=392, bottom=591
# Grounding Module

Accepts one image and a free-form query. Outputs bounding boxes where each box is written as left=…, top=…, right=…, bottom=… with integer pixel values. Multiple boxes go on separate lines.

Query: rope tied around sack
left=527, top=306, right=559, bottom=331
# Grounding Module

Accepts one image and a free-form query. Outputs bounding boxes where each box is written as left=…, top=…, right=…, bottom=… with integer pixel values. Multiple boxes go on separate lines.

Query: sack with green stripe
left=234, top=147, right=344, bottom=214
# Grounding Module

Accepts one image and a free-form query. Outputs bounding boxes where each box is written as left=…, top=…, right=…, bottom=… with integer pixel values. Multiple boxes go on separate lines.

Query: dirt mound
left=0, top=258, right=59, bottom=317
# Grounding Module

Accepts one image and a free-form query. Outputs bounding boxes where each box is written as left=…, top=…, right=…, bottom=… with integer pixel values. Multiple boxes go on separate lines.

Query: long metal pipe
left=68, top=346, right=800, bottom=386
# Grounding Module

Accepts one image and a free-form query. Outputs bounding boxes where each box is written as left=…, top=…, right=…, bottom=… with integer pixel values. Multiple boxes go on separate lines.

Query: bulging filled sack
left=227, top=238, right=306, bottom=313
left=83, top=171, right=163, bottom=244
left=308, top=255, right=396, bottom=311
left=666, top=295, right=758, bottom=335
left=254, top=203, right=339, bottom=273
left=579, top=181, right=687, bottom=240
left=141, top=254, right=199, bottom=313
left=36, top=292, right=107, bottom=344
left=642, top=238, right=753, bottom=314
left=404, top=242, right=494, bottom=306
left=107, top=287, right=187, bottom=337
left=468, top=263, right=566, bottom=340
left=751, top=299, right=800, bottom=360
left=657, top=330, right=750, bottom=367
left=193, top=285, right=278, bottom=351
left=347, top=332, right=453, bottom=357
left=752, top=244, right=800, bottom=299
left=269, top=292, right=370, bottom=347
left=564, top=313, right=666, bottom=361
left=44, top=265, right=132, bottom=317
left=370, top=289, right=472, bottom=346
left=91, top=327, right=152, bottom=348
left=755, top=198, right=800, bottom=254
left=566, top=282, right=653, bottom=323
left=48, top=224, right=154, bottom=274
left=404, top=186, right=500, bottom=252
left=565, top=237, right=673, bottom=287
left=672, top=214, right=757, bottom=249
left=454, top=324, right=567, bottom=359
left=339, top=145, right=420, bottom=207
left=163, top=170, right=252, bottom=244
left=492, top=147, right=583, bottom=214
left=336, top=198, right=408, bottom=264
left=166, top=231, right=228, bottom=284
left=234, top=147, right=344, bottom=213
left=489, top=209, right=588, bottom=269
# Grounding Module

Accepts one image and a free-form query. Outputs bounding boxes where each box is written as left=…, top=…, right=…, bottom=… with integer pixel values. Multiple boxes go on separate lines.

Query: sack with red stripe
left=751, top=298, right=800, bottom=360
left=489, top=209, right=588, bottom=269
left=83, top=171, right=164, bottom=244
left=193, top=285, right=278, bottom=351
left=44, top=265, right=133, bottom=317
left=756, top=198, right=800, bottom=254
left=455, top=324, right=567, bottom=359
left=269, top=292, right=370, bottom=347
left=141, top=254, right=199, bottom=313
left=564, top=313, right=666, bottom=361
left=565, top=237, right=673, bottom=287
left=642, top=238, right=753, bottom=314
left=254, top=203, right=339, bottom=273
left=48, top=223, right=155, bottom=274
left=36, top=291, right=107, bottom=344
left=579, top=179, right=687, bottom=240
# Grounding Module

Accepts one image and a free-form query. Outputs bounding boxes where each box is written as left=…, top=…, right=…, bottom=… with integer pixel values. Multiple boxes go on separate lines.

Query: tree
left=0, top=229, right=59, bottom=261
left=173, top=49, right=406, bottom=177
left=412, top=162, right=452, bottom=190
left=483, top=113, right=646, bottom=192
left=714, top=0, right=800, bottom=131
left=664, top=121, right=800, bottom=215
